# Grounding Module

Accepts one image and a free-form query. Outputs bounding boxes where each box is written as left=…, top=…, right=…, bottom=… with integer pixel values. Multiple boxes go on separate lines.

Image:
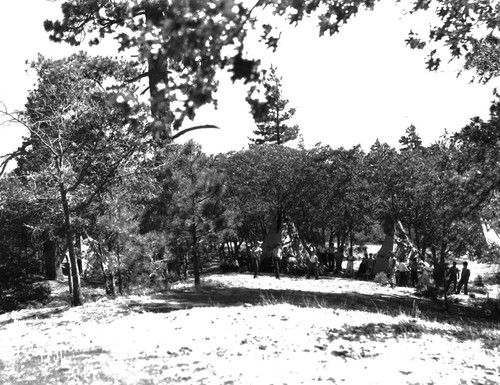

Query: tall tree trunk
left=183, top=254, right=188, bottom=280
left=108, top=271, right=116, bottom=296
left=328, top=227, right=335, bottom=247
left=349, top=231, right=354, bottom=256
left=59, top=182, right=83, bottom=306
left=97, top=244, right=110, bottom=295
left=144, top=4, right=172, bottom=140
left=276, top=208, right=283, bottom=233
left=117, top=240, right=123, bottom=295
left=420, top=238, right=427, bottom=262
left=75, top=234, right=82, bottom=276
left=43, top=230, right=60, bottom=280
left=191, top=221, right=200, bottom=286
left=275, top=101, right=281, bottom=145
left=99, top=260, right=109, bottom=294
left=67, top=254, right=74, bottom=294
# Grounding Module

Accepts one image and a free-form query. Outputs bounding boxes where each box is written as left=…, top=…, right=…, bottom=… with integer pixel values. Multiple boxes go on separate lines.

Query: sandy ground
left=0, top=273, right=499, bottom=385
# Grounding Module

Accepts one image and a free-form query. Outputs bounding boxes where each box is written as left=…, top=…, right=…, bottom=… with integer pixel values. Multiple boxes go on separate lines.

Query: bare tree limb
left=171, top=124, right=219, bottom=140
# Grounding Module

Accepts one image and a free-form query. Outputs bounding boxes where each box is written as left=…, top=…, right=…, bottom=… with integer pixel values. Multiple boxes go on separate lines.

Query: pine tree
left=399, top=125, right=423, bottom=151
left=246, top=66, right=299, bottom=145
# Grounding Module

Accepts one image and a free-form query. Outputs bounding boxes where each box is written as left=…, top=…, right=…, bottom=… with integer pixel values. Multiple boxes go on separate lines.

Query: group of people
left=385, top=254, right=471, bottom=294
left=248, top=242, right=372, bottom=280
left=247, top=242, right=472, bottom=296
left=445, top=261, right=471, bottom=295
left=384, top=253, right=420, bottom=289
left=247, top=242, right=323, bottom=280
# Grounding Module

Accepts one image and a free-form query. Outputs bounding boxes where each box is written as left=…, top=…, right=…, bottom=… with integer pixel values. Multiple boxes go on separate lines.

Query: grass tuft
left=392, top=319, right=425, bottom=337
left=258, top=291, right=327, bottom=308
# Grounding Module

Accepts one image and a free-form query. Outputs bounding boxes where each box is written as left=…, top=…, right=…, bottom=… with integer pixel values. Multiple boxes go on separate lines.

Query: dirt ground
left=0, top=273, right=499, bottom=385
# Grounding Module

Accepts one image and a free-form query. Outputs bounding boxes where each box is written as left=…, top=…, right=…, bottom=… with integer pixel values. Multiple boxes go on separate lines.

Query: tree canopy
left=44, top=0, right=263, bottom=140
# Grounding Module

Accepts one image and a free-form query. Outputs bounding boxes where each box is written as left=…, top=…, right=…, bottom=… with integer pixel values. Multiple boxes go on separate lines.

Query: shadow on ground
left=123, top=279, right=496, bottom=325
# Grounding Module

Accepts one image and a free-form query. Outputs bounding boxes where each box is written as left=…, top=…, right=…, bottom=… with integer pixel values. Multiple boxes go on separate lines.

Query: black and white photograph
left=1, top=1, right=499, bottom=384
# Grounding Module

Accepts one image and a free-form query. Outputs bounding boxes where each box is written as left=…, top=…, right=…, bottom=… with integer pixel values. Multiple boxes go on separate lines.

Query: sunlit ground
left=0, top=272, right=499, bottom=385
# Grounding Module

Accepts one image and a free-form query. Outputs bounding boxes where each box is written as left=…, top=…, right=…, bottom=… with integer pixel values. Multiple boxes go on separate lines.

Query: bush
left=28, top=282, right=52, bottom=302
left=374, top=272, right=389, bottom=285
left=220, top=261, right=240, bottom=273
left=0, top=279, right=51, bottom=314
left=473, top=275, right=484, bottom=288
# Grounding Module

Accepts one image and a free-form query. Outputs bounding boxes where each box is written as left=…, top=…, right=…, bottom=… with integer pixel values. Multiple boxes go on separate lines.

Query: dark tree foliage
left=246, top=66, right=299, bottom=145
left=44, top=0, right=262, bottom=140
left=1, top=53, right=145, bottom=306
left=399, top=125, right=423, bottom=152
left=140, top=140, right=226, bottom=286
left=452, top=97, right=500, bottom=215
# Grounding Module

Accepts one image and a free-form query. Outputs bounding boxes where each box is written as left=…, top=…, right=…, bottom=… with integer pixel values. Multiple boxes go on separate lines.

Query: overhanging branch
left=171, top=124, right=219, bottom=140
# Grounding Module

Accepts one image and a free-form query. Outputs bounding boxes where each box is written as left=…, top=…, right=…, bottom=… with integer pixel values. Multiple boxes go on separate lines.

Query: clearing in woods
left=0, top=272, right=499, bottom=385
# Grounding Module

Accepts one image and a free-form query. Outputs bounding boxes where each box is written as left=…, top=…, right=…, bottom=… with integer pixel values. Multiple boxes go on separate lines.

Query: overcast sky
left=1, top=0, right=500, bottom=164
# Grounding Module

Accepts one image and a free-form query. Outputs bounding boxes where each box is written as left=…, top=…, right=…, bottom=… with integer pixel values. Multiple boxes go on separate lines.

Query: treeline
left=1, top=53, right=500, bottom=309
left=2, top=122, right=500, bottom=305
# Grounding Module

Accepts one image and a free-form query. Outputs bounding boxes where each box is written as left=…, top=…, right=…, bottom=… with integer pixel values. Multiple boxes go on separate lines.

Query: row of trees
left=2, top=72, right=500, bottom=305
left=2, top=0, right=500, bottom=307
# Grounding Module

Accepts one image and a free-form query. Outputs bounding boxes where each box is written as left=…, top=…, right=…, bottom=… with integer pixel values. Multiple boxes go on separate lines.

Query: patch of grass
left=451, top=324, right=500, bottom=349
left=258, top=291, right=327, bottom=308
left=200, top=278, right=229, bottom=289
left=327, top=318, right=425, bottom=343
left=392, top=319, right=426, bottom=337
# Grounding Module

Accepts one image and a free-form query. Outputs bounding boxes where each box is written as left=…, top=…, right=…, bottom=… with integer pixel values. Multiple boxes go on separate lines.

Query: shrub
left=392, top=319, right=425, bottom=337
left=0, top=281, right=51, bottom=314
left=374, top=272, right=389, bottom=285
left=29, top=283, right=52, bottom=302
left=220, top=261, right=239, bottom=273
left=473, top=275, right=484, bottom=287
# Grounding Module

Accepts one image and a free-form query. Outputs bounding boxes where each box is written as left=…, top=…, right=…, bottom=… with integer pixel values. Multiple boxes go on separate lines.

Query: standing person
left=273, top=243, right=282, bottom=280
left=397, top=258, right=409, bottom=287
left=357, top=254, right=368, bottom=279
left=346, top=252, right=355, bottom=277
left=409, top=257, right=419, bottom=287
left=327, top=244, right=335, bottom=271
left=317, top=244, right=327, bottom=266
left=456, top=261, right=470, bottom=295
left=310, top=247, right=319, bottom=279
left=306, top=246, right=319, bottom=279
left=445, top=261, right=459, bottom=293
left=387, top=253, right=397, bottom=289
left=366, top=254, right=375, bottom=280
left=250, top=244, right=262, bottom=279
left=334, top=247, right=344, bottom=274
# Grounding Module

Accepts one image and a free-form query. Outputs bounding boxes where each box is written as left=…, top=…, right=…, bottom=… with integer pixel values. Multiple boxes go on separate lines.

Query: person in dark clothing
left=334, top=247, right=344, bottom=274
left=365, top=254, right=375, bottom=280
left=397, top=259, right=409, bottom=287
left=357, top=254, right=368, bottom=279
left=317, top=244, right=327, bottom=266
left=409, top=257, right=419, bottom=287
left=327, top=244, right=335, bottom=271
left=456, top=261, right=470, bottom=295
left=445, top=261, right=459, bottom=293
